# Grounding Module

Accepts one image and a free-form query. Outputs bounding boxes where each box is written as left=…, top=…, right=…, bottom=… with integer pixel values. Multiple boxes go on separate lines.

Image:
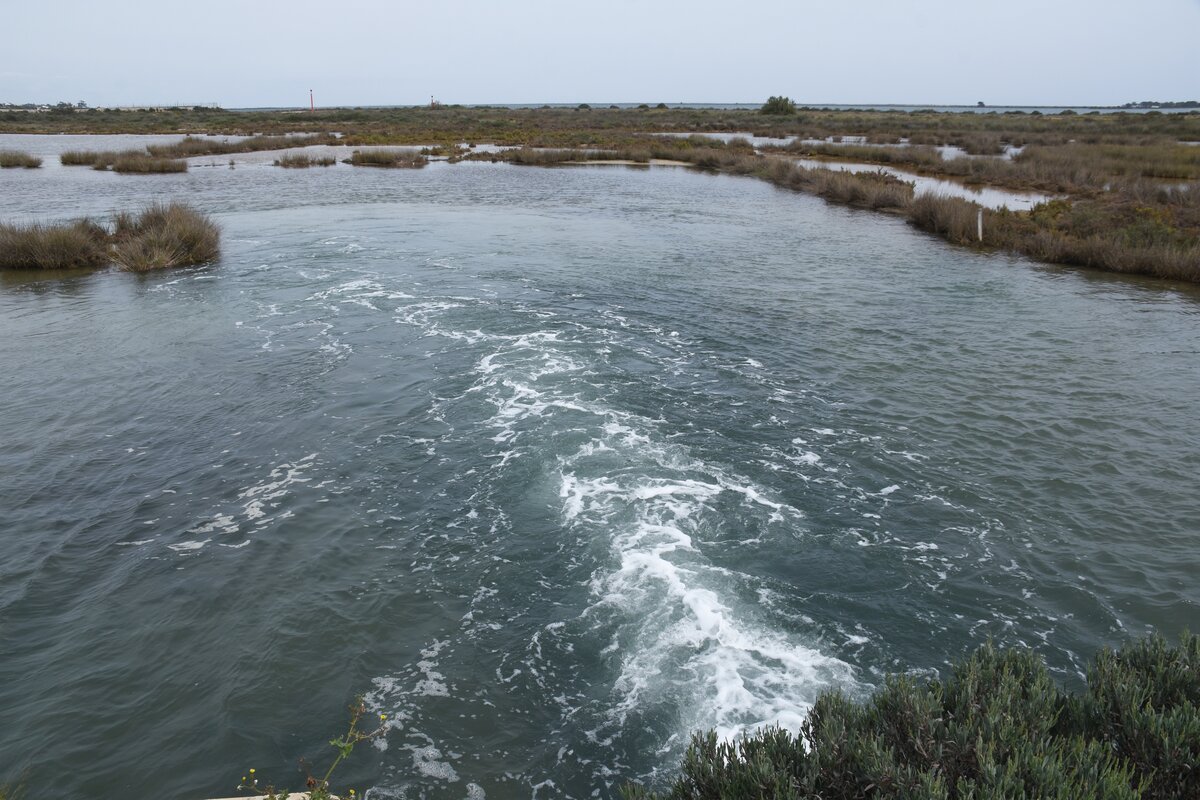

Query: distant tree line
left=1122, top=100, right=1200, bottom=109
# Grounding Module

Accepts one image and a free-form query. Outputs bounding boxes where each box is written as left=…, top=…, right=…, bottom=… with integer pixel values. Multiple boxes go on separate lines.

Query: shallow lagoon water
left=1, top=135, right=1199, bottom=798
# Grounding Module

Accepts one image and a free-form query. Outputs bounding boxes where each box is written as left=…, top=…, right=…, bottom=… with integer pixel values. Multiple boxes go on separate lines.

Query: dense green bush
left=761, top=96, right=797, bottom=115
left=626, top=634, right=1197, bottom=799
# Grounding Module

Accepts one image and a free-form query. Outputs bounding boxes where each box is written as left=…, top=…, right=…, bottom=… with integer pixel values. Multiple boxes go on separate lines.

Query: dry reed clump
left=110, top=153, right=188, bottom=173
left=110, top=202, right=220, bottom=271
left=494, top=148, right=585, bottom=165
left=0, top=219, right=110, bottom=269
left=346, top=149, right=428, bottom=168
left=61, top=149, right=122, bottom=166
left=907, top=193, right=982, bottom=244
left=0, top=203, right=219, bottom=272
left=812, top=169, right=914, bottom=209
left=274, top=152, right=336, bottom=168
left=761, top=159, right=914, bottom=210
left=61, top=150, right=186, bottom=172
left=0, top=150, right=42, bottom=168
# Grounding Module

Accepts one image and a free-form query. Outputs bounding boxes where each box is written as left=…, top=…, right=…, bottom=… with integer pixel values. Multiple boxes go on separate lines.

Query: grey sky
left=3, top=0, right=1198, bottom=107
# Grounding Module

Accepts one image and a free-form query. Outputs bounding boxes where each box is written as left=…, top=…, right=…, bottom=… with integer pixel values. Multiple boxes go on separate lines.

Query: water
left=2, top=135, right=1199, bottom=799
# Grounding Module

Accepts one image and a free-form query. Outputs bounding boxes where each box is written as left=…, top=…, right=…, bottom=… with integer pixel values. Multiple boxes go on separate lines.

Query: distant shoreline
left=2, top=104, right=1198, bottom=284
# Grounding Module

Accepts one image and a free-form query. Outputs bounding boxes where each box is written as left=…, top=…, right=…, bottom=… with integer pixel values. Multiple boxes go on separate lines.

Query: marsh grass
left=903, top=192, right=1200, bottom=281
left=60, top=149, right=186, bottom=172
left=908, top=193, right=981, bottom=244
left=1, top=202, right=219, bottom=272
left=110, top=202, right=219, bottom=270
left=110, top=153, right=187, bottom=173
left=0, top=150, right=41, bottom=168
left=147, top=132, right=338, bottom=158
left=782, top=141, right=946, bottom=169
left=346, top=149, right=428, bottom=168
left=274, top=152, right=336, bottom=168
left=61, top=149, right=122, bottom=166
left=0, top=219, right=110, bottom=269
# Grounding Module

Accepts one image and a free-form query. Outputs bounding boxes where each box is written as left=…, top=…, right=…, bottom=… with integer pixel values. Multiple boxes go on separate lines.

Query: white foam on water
left=548, top=407, right=856, bottom=747
left=189, top=513, right=238, bottom=535
left=236, top=453, right=317, bottom=525
left=168, top=538, right=210, bottom=553
left=425, top=299, right=862, bottom=751
left=356, top=285, right=866, bottom=790
left=409, top=743, right=459, bottom=782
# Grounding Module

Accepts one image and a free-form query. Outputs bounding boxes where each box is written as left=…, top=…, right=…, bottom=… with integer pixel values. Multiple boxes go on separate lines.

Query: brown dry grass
left=111, top=202, right=220, bottom=270
left=0, top=150, right=41, bottom=168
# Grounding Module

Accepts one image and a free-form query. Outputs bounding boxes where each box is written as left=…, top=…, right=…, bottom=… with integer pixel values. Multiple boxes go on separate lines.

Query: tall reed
left=0, top=150, right=42, bottom=168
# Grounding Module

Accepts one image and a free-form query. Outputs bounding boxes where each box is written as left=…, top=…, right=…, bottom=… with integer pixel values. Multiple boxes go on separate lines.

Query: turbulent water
left=1, top=136, right=1198, bottom=799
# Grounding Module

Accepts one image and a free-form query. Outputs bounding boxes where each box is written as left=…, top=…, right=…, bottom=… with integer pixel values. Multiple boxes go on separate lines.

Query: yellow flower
left=249, top=768, right=256, bottom=774
left=380, top=713, right=387, bottom=720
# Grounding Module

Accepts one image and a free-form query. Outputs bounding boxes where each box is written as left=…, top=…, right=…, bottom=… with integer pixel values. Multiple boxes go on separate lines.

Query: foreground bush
left=110, top=202, right=219, bottom=270
left=0, top=203, right=219, bottom=271
left=0, top=150, right=41, bottom=168
left=626, top=633, right=1198, bottom=799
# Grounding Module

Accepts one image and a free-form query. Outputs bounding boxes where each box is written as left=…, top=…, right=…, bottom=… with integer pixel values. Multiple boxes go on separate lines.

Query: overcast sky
left=3, top=0, right=1198, bottom=108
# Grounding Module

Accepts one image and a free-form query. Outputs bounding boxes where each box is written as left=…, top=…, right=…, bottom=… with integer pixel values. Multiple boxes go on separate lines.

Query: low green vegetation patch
left=628, top=633, right=1198, bottom=800
left=274, top=152, right=336, bottom=168
left=346, top=149, right=428, bottom=168
left=0, top=149, right=41, bottom=168
left=0, top=202, right=219, bottom=271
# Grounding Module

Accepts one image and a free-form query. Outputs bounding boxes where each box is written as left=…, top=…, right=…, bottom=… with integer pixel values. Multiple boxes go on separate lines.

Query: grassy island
left=0, top=150, right=41, bottom=168
left=346, top=148, right=428, bottom=168
left=274, top=152, right=336, bottom=168
left=0, top=202, right=219, bottom=271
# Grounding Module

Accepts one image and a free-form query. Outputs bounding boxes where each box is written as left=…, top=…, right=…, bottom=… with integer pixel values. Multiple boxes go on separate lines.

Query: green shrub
left=761, top=96, right=797, bottom=115
left=626, top=634, right=1197, bottom=800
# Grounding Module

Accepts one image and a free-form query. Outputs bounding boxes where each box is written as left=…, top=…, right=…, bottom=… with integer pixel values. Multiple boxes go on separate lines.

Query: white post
left=977, top=208, right=984, bottom=242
